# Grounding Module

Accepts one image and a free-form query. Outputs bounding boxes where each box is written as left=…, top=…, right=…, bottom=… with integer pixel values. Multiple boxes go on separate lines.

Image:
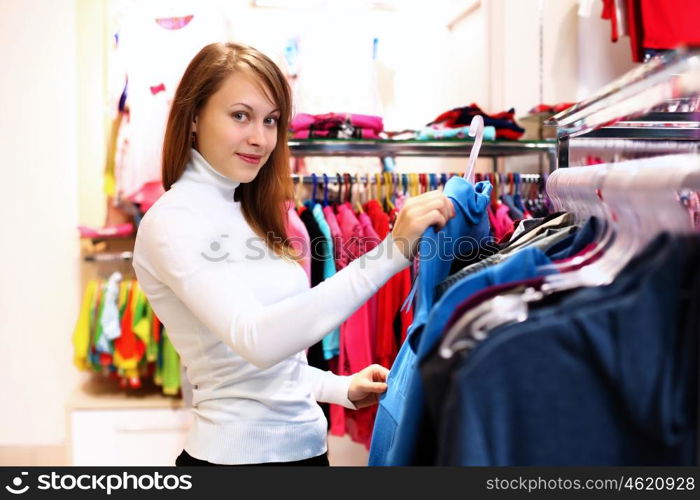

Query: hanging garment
left=384, top=245, right=555, bottom=465
left=160, top=329, right=181, bottom=396
left=311, top=203, right=341, bottom=360
left=323, top=205, right=349, bottom=270
left=97, top=272, right=123, bottom=354
left=364, top=199, right=414, bottom=368
left=431, top=234, right=699, bottom=465
left=113, top=7, right=229, bottom=210
left=331, top=202, right=376, bottom=448
left=369, top=176, right=493, bottom=465
left=73, top=280, right=99, bottom=370
left=286, top=202, right=311, bottom=283
left=487, top=202, right=515, bottom=241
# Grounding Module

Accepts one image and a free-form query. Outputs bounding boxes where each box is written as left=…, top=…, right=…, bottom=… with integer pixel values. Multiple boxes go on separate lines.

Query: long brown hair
left=162, top=42, right=296, bottom=261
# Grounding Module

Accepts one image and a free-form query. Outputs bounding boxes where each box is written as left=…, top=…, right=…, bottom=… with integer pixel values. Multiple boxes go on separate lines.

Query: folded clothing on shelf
left=290, top=112, right=384, bottom=139
left=427, top=103, right=525, bottom=140
left=417, top=124, right=496, bottom=141
left=292, top=128, right=382, bottom=139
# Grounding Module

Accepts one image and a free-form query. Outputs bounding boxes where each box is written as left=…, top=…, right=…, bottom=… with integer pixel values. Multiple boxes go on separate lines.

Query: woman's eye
left=232, top=112, right=247, bottom=121
left=265, top=117, right=278, bottom=126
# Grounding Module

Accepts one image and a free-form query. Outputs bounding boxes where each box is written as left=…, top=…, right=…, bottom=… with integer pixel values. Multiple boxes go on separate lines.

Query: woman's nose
left=247, top=122, right=267, bottom=148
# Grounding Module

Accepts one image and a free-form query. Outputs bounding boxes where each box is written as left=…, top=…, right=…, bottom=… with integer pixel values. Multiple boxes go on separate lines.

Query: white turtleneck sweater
left=132, top=149, right=411, bottom=464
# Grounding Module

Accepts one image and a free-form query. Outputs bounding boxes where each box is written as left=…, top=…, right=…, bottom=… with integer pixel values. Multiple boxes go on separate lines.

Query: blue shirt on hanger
left=369, top=176, right=492, bottom=465
left=372, top=245, right=554, bottom=465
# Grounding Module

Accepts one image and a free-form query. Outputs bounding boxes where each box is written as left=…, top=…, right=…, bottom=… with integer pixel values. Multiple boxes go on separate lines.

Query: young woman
left=133, top=42, right=455, bottom=466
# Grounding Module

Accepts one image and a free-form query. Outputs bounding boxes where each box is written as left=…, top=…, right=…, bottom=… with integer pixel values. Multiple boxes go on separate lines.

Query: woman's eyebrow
left=230, top=102, right=253, bottom=110
left=230, top=102, right=280, bottom=115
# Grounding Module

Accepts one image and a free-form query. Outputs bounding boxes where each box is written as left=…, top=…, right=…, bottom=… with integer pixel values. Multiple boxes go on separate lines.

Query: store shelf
left=288, top=138, right=557, bottom=158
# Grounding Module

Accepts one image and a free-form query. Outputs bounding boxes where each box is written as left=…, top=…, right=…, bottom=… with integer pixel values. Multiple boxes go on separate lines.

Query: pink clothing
left=330, top=203, right=376, bottom=448
left=488, top=202, right=515, bottom=241
left=292, top=128, right=382, bottom=140
left=284, top=202, right=311, bottom=283
left=290, top=112, right=384, bottom=133
left=358, top=212, right=381, bottom=350
left=322, top=205, right=348, bottom=270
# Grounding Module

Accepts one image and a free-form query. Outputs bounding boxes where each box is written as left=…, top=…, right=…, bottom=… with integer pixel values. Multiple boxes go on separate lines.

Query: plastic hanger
left=384, top=172, right=396, bottom=211
left=311, top=173, right=318, bottom=207
left=322, top=173, right=329, bottom=207
left=344, top=173, right=352, bottom=203
left=353, top=172, right=364, bottom=214
left=410, top=173, right=419, bottom=197
left=464, top=115, right=484, bottom=183
left=539, top=155, right=699, bottom=293
left=337, top=173, right=344, bottom=205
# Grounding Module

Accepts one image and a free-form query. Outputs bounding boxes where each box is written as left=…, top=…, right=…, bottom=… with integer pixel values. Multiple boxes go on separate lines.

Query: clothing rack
left=288, top=139, right=558, bottom=173
left=291, top=173, right=544, bottom=184
left=549, top=50, right=700, bottom=460
left=548, top=48, right=700, bottom=168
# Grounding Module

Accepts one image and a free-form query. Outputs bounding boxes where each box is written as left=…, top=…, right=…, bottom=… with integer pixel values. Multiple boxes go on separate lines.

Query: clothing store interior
left=2, top=0, right=699, bottom=467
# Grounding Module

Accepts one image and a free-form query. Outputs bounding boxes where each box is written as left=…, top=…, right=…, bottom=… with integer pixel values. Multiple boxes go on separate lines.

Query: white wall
left=576, top=2, right=637, bottom=100
left=0, top=0, right=82, bottom=445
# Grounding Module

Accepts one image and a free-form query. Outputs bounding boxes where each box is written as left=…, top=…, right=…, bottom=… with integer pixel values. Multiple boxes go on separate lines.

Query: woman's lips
left=236, top=153, right=262, bottom=165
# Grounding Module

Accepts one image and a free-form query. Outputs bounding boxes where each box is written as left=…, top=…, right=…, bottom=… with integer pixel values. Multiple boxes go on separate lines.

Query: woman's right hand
left=390, top=190, right=455, bottom=261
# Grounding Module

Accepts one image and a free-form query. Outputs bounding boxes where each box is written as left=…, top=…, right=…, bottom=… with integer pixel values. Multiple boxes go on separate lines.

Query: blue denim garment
left=437, top=234, right=699, bottom=465
left=368, top=177, right=492, bottom=465
left=383, top=246, right=553, bottom=465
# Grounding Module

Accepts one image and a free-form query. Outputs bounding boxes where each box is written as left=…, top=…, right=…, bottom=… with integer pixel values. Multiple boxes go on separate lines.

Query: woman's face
left=193, top=71, right=280, bottom=184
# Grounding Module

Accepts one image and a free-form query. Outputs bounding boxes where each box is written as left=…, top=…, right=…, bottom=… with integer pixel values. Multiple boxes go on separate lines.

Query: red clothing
left=114, top=284, right=146, bottom=368
left=366, top=201, right=413, bottom=368
left=640, top=0, right=700, bottom=50
left=601, top=0, right=620, bottom=42
left=625, top=0, right=644, bottom=62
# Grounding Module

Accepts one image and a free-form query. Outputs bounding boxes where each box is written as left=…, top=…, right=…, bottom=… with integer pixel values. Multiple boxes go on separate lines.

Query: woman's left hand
left=347, top=364, right=390, bottom=409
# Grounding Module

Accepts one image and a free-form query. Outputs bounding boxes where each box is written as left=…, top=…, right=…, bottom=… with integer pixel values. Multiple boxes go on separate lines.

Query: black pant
left=175, top=449, right=330, bottom=466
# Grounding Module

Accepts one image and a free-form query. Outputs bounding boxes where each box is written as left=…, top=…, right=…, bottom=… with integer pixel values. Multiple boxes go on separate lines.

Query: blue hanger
left=323, top=173, right=329, bottom=207
left=440, top=173, right=448, bottom=188
left=402, top=173, right=408, bottom=195
left=311, top=173, right=318, bottom=206
left=429, top=173, right=438, bottom=191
